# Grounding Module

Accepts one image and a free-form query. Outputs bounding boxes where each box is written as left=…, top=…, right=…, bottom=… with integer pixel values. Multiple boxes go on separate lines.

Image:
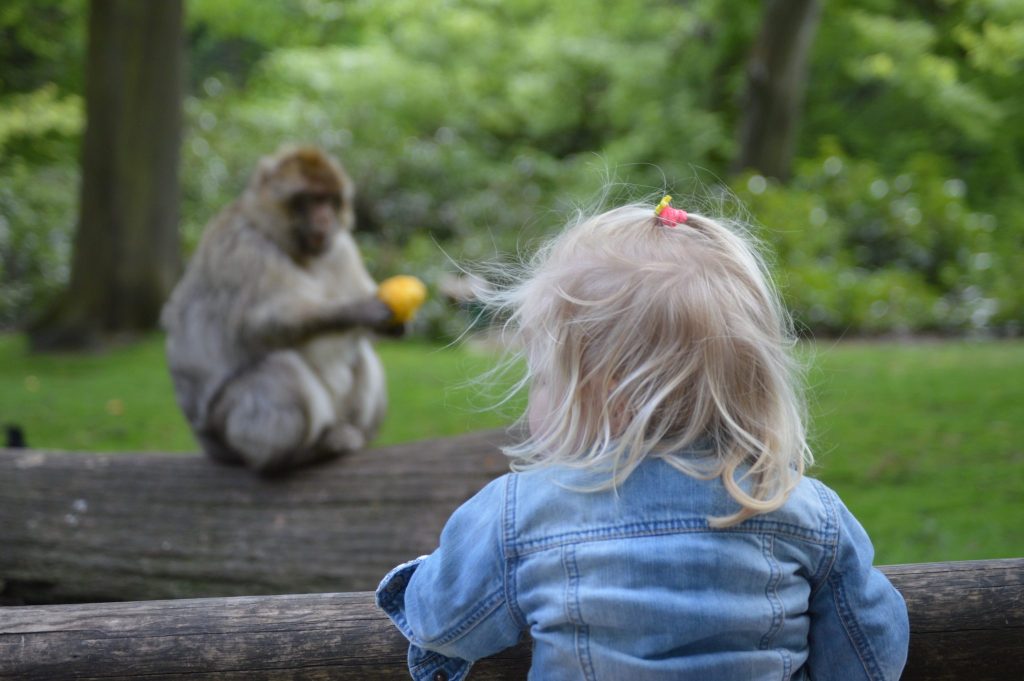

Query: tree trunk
left=1, top=560, right=1021, bottom=680
left=733, top=0, right=821, bottom=181
left=0, top=430, right=514, bottom=604
left=29, top=0, right=184, bottom=351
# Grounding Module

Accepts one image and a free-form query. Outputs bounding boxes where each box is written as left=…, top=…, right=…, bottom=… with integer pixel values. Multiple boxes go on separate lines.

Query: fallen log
left=0, top=430, right=513, bottom=604
left=1, top=558, right=1021, bottom=681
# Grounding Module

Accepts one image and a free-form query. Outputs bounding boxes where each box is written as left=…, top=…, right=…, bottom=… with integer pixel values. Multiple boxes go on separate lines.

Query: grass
left=801, top=341, right=1024, bottom=564
left=1, top=333, right=1021, bottom=565
left=0, top=334, right=518, bottom=451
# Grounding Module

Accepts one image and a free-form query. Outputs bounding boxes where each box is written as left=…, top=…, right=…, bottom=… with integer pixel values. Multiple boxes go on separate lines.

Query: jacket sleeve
left=806, top=486, right=910, bottom=681
left=376, top=475, right=524, bottom=681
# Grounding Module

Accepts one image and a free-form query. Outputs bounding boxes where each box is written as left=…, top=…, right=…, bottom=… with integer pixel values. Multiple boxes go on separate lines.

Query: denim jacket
left=376, top=457, right=909, bottom=681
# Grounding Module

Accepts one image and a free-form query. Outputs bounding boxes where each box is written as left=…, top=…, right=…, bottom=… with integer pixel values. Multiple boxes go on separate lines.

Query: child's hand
left=378, top=275, right=428, bottom=323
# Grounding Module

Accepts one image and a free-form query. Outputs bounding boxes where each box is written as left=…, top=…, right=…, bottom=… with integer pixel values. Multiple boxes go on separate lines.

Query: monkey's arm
left=242, top=296, right=399, bottom=350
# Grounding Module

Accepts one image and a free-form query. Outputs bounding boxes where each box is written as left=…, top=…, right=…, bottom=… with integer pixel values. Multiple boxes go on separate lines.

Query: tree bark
left=1, top=559, right=1020, bottom=680
left=0, top=430, right=514, bottom=604
left=29, top=0, right=184, bottom=351
left=733, top=0, right=821, bottom=181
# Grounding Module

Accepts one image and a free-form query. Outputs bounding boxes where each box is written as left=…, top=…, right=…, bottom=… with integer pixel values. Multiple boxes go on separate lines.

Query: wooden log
left=0, top=590, right=531, bottom=681
left=885, top=559, right=1024, bottom=681
left=0, top=559, right=1021, bottom=680
left=0, top=430, right=513, bottom=604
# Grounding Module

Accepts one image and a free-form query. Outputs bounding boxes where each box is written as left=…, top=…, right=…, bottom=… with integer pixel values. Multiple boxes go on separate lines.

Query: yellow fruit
left=378, top=275, right=428, bottom=323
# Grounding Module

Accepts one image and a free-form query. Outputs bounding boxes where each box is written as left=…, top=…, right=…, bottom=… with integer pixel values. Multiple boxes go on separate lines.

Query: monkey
left=161, top=146, right=397, bottom=474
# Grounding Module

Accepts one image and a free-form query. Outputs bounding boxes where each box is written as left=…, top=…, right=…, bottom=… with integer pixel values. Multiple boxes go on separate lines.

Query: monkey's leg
left=211, top=353, right=330, bottom=474
left=196, top=431, right=246, bottom=467
left=310, top=366, right=368, bottom=462
left=166, top=367, right=246, bottom=465
left=300, top=335, right=384, bottom=462
left=346, top=338, right=388, bottom=440
left=310, top=339, right=386, bottom=462
left=316, top=423, right=366, bottom=456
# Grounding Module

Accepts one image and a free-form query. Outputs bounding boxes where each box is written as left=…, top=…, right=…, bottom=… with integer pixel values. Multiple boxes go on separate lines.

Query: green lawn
left=801, top=341, right=1024, bottom=564
left=0, top=334, right=517, bottom=451
left=1, top=334, right=1021, bottom=565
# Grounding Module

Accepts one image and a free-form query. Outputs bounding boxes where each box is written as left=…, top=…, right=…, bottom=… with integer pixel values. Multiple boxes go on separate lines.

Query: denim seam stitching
left=376, top=563, right=421, bottom=640
left=808, top=482, right=840, bottom=598
left=503, top=475, right=529, bottom=629
left=410, top=656, right=474, bottom=681
left=424, top=588, right=506, bottom=648
left=512, top=523, right=832, bottom=556
left=387, top=608, right=415, bottom=643
left=823, top=481, right=885, bottom=681
left=410, top=651, right=475, bottom=681
left=830, top=569, right=886, bottom=681
left=561, top=545, right=573, bottom=629
left=504, top=474, right=518, bottom=554
left=778, top=647, right=793, bottom=680
left=519, top=517, right=829, bottom=547
left=409, top=650, right=445, bottom=673
left=563, top=544, right=595, bottom=681
left=759, top=533, right=784, bottom=650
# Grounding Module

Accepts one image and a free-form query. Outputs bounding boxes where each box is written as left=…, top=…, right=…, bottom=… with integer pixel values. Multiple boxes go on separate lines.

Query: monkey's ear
left=252, top=155, right=280, bottom=189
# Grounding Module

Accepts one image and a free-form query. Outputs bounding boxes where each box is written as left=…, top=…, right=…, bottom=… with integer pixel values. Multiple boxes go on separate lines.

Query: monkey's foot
left=318, top=423, right=366, bottom=455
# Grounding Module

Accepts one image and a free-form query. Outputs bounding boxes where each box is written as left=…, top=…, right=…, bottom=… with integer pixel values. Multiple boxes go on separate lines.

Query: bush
left=2, top=0, right=1022, bottom=338
left=734, top=143, right=1019, bottom=335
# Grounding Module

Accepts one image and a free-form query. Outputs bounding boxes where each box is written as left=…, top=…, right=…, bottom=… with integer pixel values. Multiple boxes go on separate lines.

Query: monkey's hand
left=248, top=298, right=405, bottom=348
left=342, top=298, right=393, bottom=327
left=378, top=321, right=407, bottom=338
left=341, top=298, right=406, bottom=337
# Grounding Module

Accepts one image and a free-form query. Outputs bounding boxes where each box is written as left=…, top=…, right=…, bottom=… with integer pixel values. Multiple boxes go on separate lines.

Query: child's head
left=489, top=199, right=811, bottom=526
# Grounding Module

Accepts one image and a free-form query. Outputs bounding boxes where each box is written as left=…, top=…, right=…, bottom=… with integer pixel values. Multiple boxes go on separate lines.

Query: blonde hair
left=482, top=202, right=812, bottom=527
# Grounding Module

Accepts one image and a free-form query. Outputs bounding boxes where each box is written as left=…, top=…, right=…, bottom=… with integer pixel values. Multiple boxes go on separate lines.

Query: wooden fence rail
left=0, top=430, right=512, bottom=603
left=1, top=558, right=1021, bottom=680
left=2, top=435, right=1022, bottom=678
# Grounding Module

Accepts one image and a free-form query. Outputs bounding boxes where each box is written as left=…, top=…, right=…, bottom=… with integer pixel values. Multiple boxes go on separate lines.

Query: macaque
left=162, top=147, right=396, bottom=474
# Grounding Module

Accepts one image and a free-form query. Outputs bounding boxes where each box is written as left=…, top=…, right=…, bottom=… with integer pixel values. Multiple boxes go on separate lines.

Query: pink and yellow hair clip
left=655, top=195, right=688, bottom=227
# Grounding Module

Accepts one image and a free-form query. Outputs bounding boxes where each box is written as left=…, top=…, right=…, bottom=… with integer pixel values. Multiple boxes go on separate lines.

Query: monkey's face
left=249, top=147, right=355, bottom=260
left=288, top=188, right=344, bottom=257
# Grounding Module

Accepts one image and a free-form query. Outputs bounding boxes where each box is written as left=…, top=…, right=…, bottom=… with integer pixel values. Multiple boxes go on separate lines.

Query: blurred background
left=4, top=0, right=1024, bottom=338
left=0, top=0, right=1021, bottom=563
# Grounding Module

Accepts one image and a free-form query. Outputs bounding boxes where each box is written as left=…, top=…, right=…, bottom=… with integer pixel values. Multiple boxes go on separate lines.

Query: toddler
left=377, top=198, right=910, bottom=680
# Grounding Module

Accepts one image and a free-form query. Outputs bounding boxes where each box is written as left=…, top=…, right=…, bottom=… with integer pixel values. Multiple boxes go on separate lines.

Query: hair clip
left=655, top=195, right=688, bottom=227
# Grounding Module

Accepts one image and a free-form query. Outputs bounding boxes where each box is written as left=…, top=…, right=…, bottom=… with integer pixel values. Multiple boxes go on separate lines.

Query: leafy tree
left=733, top=0, right=822, bottom=180
left=29, top=0, right=184, bottom=350
left=0, top=1, right=86, bottom=96
left=1, top=0, right=1021, bottom=338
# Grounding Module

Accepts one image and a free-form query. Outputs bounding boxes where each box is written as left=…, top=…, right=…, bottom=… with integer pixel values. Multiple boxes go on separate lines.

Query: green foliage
left=736, top=143, right=1017, bottom=333
left=0, top=161, right=78, bottom=327
left=0, top=0, right=1022, bottom=335
left=805, top=0, right=1024, bottom=207
left=0, top=0, right=86, bottom=95
left=1, top=332, right=1021, bottom=564
left=0, top=84, right=82, bottom=162
left=0, top=84, right=82, bottom=325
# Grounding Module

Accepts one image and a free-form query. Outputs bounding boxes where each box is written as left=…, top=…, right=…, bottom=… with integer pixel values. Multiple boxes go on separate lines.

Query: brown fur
left=161, top=147, right=392, bottom=474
